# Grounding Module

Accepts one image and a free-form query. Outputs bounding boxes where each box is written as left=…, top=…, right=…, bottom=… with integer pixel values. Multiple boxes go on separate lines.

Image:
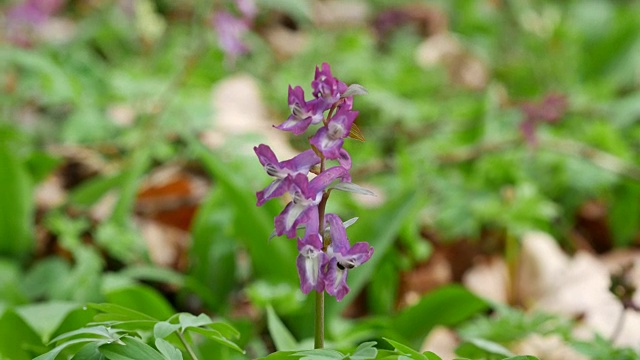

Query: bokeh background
left=1, top=0, right=640, bottom=359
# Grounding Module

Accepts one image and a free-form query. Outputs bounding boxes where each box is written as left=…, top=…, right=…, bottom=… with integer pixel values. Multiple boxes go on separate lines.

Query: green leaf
left=206, top=322, right=241, bottom=340
left=35, top=338, right=110, bottom=360
left=0, top=130, right=33, bottom=259
left=266, top=305, right=298, bottom=351
left=88, top=303, right=157, bottom=323
left=293, top=348, right=345, bottom=360
left=69, top=173, right=125, bottom=207
left=22, top=257, right=71, bottom=300
left=14, top=301, right=80, bottom=343
left=503, top=357, right=539, bottom=360
left=153, top=322, right=181, bottom=339
left=155, top=338, right=183, bottom=360
left=423, top=352, right=443, bottom=360
left=350, top=341, right=378, bottom=360
left=455, top=338, right=513, bottom=358
left=257, top=350, right=299, bottom=360
left=0, top=309, right=42, bottom=360
left=394, top=286, right=488, bottom=348
left=178, top=313, right=213, bottom=330
left=383, top=338, right=428, bottom=360
left=71, top=342, right=108, bottom=360
left=99, top=336, right=165, bottom=360
left=49, top=326, right=123, bottom=344
left=102, top=284, right=174, bottom=320
left=186, top=327, right=244, bottom=353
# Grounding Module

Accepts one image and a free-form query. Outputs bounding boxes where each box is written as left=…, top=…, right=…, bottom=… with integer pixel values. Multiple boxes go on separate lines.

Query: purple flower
left=275, top=86, right=325, bottom=135
left=296, top=217, right=327, bottom=294
left=5, top=0, right=64, bottom=46
left=254, top=144, right=320, bottom=206
left=212, top=11, right=250, bottom=60
left=235, top=0, right=257, bottom=21
left=312, top=63, right=349, bottom=110
left=323, top=213, right=373, bottom=301
left=309, top=106, right=358, bottom=160
left=274, top=167, right=349, bottom=238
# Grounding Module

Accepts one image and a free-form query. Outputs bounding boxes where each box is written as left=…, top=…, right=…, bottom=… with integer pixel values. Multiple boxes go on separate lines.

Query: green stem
left=314, top=156, right=330, bottom=349
left=505, top=232, right=520, bottom=306
left=178, top=331, right=199, bottom=360
left=314, top=290, right=325, bottom=349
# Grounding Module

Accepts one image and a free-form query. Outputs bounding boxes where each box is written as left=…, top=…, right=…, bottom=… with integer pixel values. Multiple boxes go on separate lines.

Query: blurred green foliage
left=0, top=0, right=639, bottom=358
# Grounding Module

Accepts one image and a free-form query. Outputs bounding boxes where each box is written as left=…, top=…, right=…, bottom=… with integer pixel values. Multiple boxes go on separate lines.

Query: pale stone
left=420, top=326, right=458, bottom=360
left=463, top=256, right=509, bottom=303
left=205, top=74, right=296, bottom=159
left=518, top=231, right=570, bottom=306
left=512, top=334, right=588, bottom=360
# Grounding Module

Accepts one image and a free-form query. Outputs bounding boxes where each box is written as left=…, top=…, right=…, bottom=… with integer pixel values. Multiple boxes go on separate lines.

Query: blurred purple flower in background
left=5, top=0, right=64, bottom=46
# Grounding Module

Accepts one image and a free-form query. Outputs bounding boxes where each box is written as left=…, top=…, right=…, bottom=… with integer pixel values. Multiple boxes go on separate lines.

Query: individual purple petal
left=275, top=201, right=319, bottom=238
left=275, top=86, right=324, bottom=135
left=324, top=257, right=349, bottom=301
left=309, top=107, right=358, bottom=159
left=254, top=145, right=320, bottom=206
left=296, top=230, right=327, bottom=294
left=312, top=63, right=348, bottom=110
left=274, top=174, right=322, bottom=238
left=254, top=144, right=279, bottom=168
left=337, top=149, right=352, bottom=170
left=308, top=166, right=350, bottom=195
left=323, top=213, right=374, bottom=301
left=256, top=179, right=290, bottom=206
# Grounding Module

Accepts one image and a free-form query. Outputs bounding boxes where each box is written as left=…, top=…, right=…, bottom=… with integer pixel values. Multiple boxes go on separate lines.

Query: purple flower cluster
left=211, top=0, right=257, bottom=63
left=255, top=63, right=373, bottom=301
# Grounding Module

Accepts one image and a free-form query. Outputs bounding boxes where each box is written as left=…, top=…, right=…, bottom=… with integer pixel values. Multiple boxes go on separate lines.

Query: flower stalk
left=254, top=63, right=374, bottom=348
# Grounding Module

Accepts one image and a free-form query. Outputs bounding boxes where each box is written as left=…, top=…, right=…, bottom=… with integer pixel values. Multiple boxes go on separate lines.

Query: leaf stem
left=178, top=331, right=200, bottom=360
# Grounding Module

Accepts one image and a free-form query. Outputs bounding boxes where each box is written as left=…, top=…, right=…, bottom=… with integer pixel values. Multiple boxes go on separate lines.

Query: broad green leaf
left=35, top=338, right=111, bottom=360
left=423, top=352, right=443, bottom=360
left=155, top=338, right=183, bottom=360
left=154, top=322, right=181, bottom=339
left=0, top=309, right=42, bottom=360
left=0, top=130, right=33, bottom=259
left=22, top=257, right=71, bottom=300
left=71, top=342, right=108, bottom=360
left=15, top=301, right=80, bottom=343
left=187, top=326, right=244, bottom=353
left=88, top=303, right=157, bottom=322
left=293, top=349, right=344, bottom=359
left=350, top=341, right=377, bottom=360
left=503, top=357, right=539, bottom=360
left=383, top=338, right=428, bottom=360
left=394, top=286, right=488, bottom=347
left=102, top=284, right=174, bottom=320
left=69, top=173, right=125, bottom=207
left=49, top=326, right=123, bottom=344
left=178, top=313, right=213, bottom=330
left=207, top=322, right=241, bottom=340
left=99, top=336, right=165, bottom=360
left=455, top=338, right=513, bottom=358
left=257, top=351, right=298, bottom=360
left=266, top=305, right=298, bottom=351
